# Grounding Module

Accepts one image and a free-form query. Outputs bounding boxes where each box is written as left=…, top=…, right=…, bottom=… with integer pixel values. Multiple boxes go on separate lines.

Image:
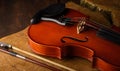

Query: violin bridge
left=77, top=17, right=86, bottom=34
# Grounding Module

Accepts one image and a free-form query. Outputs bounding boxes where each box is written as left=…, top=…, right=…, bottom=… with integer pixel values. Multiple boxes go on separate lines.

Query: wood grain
left=0, top=28, right=98, bottom=71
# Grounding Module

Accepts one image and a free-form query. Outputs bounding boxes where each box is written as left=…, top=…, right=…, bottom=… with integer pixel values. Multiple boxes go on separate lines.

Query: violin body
left=28, top=9, right=120, bottom=71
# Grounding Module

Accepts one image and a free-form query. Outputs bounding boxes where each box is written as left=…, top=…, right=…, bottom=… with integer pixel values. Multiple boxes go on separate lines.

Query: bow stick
left=0, top=43, right=60, bottom=71
left=0, top=42, right=76, bottom=71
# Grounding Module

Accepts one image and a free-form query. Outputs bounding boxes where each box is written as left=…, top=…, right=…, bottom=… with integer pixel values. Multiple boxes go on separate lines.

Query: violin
left=28, top=4, right=120, bottom=71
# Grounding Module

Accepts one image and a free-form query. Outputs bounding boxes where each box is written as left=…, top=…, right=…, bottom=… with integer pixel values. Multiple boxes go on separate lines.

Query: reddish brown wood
left=28, top=8, right=120, bottom=71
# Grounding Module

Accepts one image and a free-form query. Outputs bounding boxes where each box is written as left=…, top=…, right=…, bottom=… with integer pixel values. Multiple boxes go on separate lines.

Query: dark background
left=0, top=0, right=77, bottom=38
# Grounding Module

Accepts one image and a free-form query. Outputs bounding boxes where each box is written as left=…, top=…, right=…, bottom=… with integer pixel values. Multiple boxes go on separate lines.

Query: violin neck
left=86, top=19, right=120, bottom=33
left=86, top=19, right=120, bottom=44
left=86, top=19, right=108, bottom=30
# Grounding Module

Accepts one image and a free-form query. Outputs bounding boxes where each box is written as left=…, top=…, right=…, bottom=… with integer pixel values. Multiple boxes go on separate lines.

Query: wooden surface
left=0, top=0, right=119, bottom=71
left=0, top=27, right=98, bottom=71
left=83, top=0, right=120, bottom=27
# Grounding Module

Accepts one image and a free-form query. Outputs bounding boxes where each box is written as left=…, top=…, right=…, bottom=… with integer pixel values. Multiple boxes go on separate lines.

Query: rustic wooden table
left=0, top=0, right=111, bottom=71
left=0, top=27, right=98, bottom=71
